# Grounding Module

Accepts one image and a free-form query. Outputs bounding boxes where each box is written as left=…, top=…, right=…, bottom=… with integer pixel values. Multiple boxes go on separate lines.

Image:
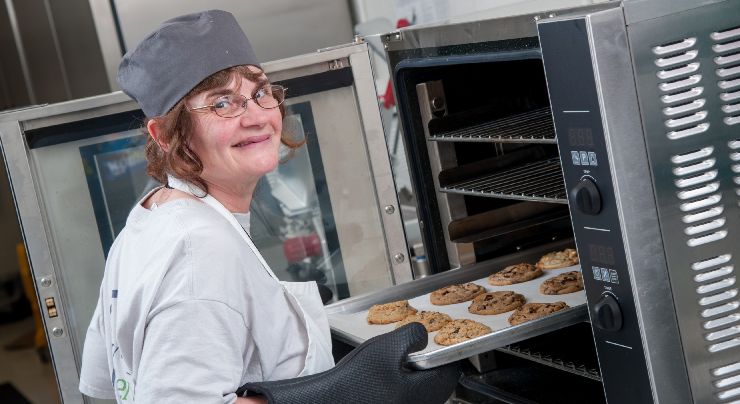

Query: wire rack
left=440, top=158, right=567, bottom=203
left=429, top=107, right=556, bottom=143
left=496, top=344, right=602, bottom=381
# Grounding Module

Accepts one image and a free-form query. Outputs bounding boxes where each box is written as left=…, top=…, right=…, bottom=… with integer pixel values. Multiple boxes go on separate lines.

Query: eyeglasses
left=187, top=84, right=287, bottom=118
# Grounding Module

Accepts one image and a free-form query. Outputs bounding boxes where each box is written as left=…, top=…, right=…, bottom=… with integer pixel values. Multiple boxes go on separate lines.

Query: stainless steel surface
left=416, top=81, right=475, bottom=268
left=622, top=0, right=727, bottom=25
left=428, top=107, right=556, bottom=143
left=440, top=158, right=567, bottom=204
left=348, top=47, right=413, bottom=285
left=87, top=0, right=123, bottom=91
left=326, top=240, right=586, bottom=369
left=381, top=2, right=618, bottom=53
left=3, top=0, right=35, bottom=104
left=625, top=1, right=740, bottom=401
left=113, top=0, right=354, bottom=65
left=1, top=118, right=84, bottom=403
left=582, top=7, right=691, bottom=402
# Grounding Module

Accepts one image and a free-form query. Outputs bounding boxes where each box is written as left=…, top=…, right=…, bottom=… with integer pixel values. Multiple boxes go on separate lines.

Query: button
left=592, top=266, right=602, bottom=281
left=601, top=268, right=611, bottom=282
left=580, top=151, right=589, bottom=165
left=588, top=152, right=598, bottom=166
left=593, top=293, right=623, bottom=331
left=572, top=151, right=581, bottom=165
left=570, top=178, right=602, bottom=215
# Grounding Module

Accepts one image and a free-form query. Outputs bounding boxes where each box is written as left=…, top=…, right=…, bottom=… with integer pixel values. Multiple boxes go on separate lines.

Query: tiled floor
left=0, top=317, right=60, bottom=404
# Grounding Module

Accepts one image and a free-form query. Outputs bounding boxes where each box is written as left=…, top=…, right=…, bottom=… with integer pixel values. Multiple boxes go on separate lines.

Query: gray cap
left=117, top=10, right=260, bottom=117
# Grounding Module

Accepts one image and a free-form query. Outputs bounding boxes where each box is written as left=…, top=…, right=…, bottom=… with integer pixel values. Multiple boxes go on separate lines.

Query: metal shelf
left=496, top=344, right=602, bottom=381
left=428, top=107, right=555, bottom=143
left=440, top=158, right=567, bottom=204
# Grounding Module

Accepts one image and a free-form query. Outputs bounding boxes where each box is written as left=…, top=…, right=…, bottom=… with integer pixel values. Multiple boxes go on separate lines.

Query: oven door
left=0, top=41, right=408, bottom=403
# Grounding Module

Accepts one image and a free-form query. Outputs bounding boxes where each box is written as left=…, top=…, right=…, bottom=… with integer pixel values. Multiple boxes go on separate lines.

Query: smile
left=232, top=134, right=271, bottom=147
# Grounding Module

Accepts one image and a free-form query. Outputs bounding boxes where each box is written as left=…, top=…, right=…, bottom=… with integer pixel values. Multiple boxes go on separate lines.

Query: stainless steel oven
left=376, top=0, right=740, bottom=402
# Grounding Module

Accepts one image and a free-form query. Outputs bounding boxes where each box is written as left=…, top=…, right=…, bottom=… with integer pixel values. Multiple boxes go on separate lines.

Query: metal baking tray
left=326, top=241, right=589, bottom=370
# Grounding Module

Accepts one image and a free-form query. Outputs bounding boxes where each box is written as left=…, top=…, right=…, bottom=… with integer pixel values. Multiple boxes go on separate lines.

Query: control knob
left=593, top=293, right=623, bottom=331
left=571, top=178, right=602, bottom=215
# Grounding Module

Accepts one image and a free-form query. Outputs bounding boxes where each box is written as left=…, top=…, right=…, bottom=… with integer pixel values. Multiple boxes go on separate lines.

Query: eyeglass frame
left=186, top=84, right=288, bottom=118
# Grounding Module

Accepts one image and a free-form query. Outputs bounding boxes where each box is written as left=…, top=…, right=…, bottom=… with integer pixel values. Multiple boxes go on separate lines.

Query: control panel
left=539, top=18, right=653, bottom=402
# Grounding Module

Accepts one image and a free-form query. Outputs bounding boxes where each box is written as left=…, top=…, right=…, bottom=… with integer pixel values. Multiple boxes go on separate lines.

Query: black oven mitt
left=236, top=322, right=462, bottom=404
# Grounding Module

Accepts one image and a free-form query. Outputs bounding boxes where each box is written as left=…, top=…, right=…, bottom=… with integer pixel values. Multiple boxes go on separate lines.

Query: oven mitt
left=236, top=322, right=462, bottom=404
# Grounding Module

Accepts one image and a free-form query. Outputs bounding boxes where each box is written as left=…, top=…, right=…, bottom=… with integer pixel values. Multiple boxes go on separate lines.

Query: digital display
left=568, top=127, right=594, bottom=147
left=589, top=244, right=616, bottom=266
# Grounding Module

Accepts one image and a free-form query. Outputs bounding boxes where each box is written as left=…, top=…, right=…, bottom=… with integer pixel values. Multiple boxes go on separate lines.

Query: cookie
left=395, top=311, right=452, bottom=332
left=430, top=283, right=486, bottom=305
left=488, top=263, right=543, bottom=286
left=434, top=319, right=492, bottom=346
left=540, top=271, right=584, bottom=295
left=536, top=248, right=579, bottom=270
left=468, top=291, right=526, bottom=315
left=367, top=300, right=418, bottom=324
left=508, top=302, right=569, bottom=326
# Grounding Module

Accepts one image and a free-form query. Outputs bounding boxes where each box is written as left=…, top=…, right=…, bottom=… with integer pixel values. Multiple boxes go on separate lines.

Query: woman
left=78, top=9, right=459, bottom=404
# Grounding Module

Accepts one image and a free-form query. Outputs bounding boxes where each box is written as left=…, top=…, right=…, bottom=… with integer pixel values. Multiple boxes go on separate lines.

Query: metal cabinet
left=0, top=42, right=410, bottom=403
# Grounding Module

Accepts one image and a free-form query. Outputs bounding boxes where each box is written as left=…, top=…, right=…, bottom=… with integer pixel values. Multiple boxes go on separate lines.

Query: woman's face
left=186, top=68, right=283, bottom=191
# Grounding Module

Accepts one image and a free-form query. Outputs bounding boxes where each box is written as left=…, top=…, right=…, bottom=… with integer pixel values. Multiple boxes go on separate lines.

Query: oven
left=376, top=0, right=740, bottom=402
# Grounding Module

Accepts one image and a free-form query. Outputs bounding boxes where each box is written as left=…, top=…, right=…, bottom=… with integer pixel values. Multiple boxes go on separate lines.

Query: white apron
left=167, top=176, right=335, bottom=376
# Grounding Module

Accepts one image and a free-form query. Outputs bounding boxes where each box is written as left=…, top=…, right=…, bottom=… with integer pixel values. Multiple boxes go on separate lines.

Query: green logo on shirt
left=116, top=378, right=131, bottom=400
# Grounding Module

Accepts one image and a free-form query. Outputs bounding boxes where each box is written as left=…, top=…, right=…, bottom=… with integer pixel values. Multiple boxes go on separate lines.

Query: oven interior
left=396, top=53, right=573, bottom=269
left=391, top=53, right=605, bottom=402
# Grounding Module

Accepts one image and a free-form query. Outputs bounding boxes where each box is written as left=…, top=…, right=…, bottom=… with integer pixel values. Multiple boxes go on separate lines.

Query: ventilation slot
left=694, top=254, right=733, bottom=271
left=706, top=313, right=740, bottom=330
left=673, top=158, right=716, bottom=176
left=712, top=31, right=740, bottom=127
left=696, top=266, right=736, bottom=282
left=707, top=325, right=740, bottom=341
left=683, top=206, right=724, bottom=224
left=685, top=217, right=726, bottom=235
left=677, top=182, right=720, bottom=200
left=675, top=169, right=718, bottom=188
left=701, top=290, right=738, bottom=306
left=714, top=361, right=740, bottom=377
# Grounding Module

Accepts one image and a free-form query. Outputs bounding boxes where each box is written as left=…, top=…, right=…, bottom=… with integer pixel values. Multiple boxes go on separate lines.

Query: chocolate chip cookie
left=508, top=302, right=569, bottom=326
left=433, top=319, right=492, bottom=346
left=468, top=291, right=526, bottom=315
left=536, top=248, right=579, bottom=270
left=367, top=300, right=418, bottom=324
left=488, top=263, right=543, bottom=286
left=430, top=283, right=486, bottom=305
left=395, top=311, right=452, bottom=332
left=540, top=271, right=584, bottom=295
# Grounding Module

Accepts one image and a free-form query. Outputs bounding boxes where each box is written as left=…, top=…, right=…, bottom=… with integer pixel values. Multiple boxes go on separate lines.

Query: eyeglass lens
left=213, top=85, right=286, bottom=118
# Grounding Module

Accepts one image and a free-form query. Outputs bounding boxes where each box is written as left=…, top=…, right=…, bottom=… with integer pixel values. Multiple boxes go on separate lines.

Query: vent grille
left=714, top=359, right=740, bottom=401
left=732, top=139, right=740, bottom=206
left=653, top=37, right=711, bottom=140
left=695, top=253, right=740, bottom=356
left=712, top=26, right=740, bottom=126
left=670, top=145, right=728, bottom=246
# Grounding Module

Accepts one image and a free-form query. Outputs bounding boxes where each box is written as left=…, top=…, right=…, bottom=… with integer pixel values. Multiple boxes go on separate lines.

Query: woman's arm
left=137, top=299, right=249, bottom=403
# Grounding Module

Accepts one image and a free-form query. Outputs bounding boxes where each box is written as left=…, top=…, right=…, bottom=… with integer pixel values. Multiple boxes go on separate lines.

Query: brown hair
left=144, top=65, right=301, bottom=193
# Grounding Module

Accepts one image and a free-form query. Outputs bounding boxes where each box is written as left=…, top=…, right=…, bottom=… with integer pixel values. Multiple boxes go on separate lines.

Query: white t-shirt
left=79, top=197, right=310, bottom=403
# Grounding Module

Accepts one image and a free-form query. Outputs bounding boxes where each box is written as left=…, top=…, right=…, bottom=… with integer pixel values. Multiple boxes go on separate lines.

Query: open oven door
left=0, top=41, right=410, bottom=403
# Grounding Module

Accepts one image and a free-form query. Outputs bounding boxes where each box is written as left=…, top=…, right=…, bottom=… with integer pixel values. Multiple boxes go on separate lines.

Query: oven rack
left=428, top=107, right=556, bottom=143
left=496, top=344, right=602, bottom=382
left=439, top=157, right=568, bottom=204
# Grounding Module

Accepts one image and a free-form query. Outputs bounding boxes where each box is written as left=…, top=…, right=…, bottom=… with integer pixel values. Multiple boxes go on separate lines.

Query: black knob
left=593, top=294, right=623, bottom=331
left=570, top=178, right=602, bottom=215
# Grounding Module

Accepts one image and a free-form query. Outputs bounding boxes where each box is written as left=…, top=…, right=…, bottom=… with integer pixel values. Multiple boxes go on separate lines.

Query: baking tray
left=326, top=241, right=589, bottom=370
